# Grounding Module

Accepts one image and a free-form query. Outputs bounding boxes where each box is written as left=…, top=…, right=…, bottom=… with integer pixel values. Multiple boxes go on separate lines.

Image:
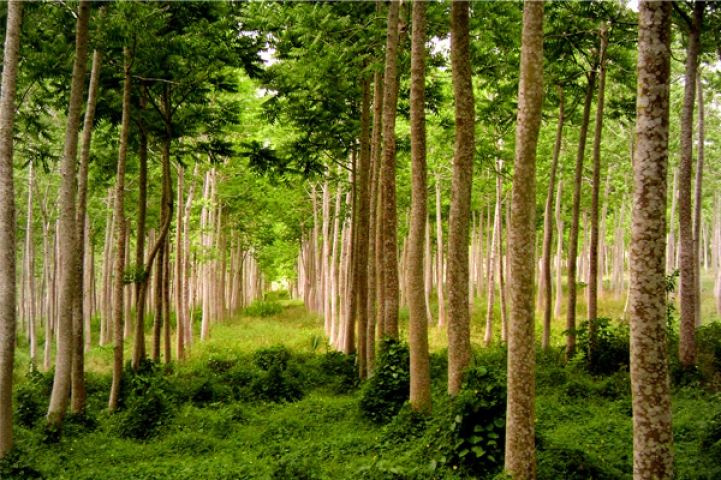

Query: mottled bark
left=380, top=0, right=401, bottom=340
left=693, top=69, right=704, bottom=328
left=435, top=176, right=446, bottom=327
left=678, top=0, right=704, bottom=368
left=47, top=0, right=91, bottom=431
left=109, top=49, right=132, bottom=412
left=541, top=88, right=564, bottom=349
left=505, top=1, right=543, bottom=478
left=72, top=47, right=101, bottom=416
left=447, top=0, right=474, bottom=395
left=0, top=0, right=22, bottom=458
left=588, top=27, right=609, bottom=356
left=566, top=65, right=597, bottom=360
left=408, top=0, right=431, bottom=413
left=630, top=4, right=674, bottom=478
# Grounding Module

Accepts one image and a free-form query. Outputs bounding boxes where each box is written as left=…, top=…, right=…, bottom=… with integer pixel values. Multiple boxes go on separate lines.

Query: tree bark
left=505, top=1, right=543, bottom=477
left=435, top=175, right=446, bottom=327
left=380, top=0, right=401, bottom=340
left=554, top=180, right=564, bottom=319
left=447, top=0, right=474, bottom=395
left=630, top=4, right=674, bottom=478
left=565, top=65, right=597, bottom=360
left=541, top=88, right=564, bottom=349
left=0, top=0, right=23, bottom=458
left=588, top=26, right=609, bottom=357
left=109, top=48, right=132, bottom=412
left=408, top=0, right=431, bottom=413
left=693, top=68, right=704, bottom=327
left=47, top=0, right=91, bottom=431
left=678, top=0, right=704, bottom=368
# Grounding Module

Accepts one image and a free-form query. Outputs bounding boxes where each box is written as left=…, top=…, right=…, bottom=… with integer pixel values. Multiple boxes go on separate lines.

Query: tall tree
left=447, top=0, right=474, bottom=395
left=379, top=0, right=401, bottom=340
left=109, top=47, right=132, bottom=412
left=676, top=0, right=705, bottom=368
left=629, top=2, right=674, bottom=478
left=408, top=0, right=431, bottom=413
left=0, top=0, right=23, bottom=458
left=505, top=0, right=543, bottom=477
left=47, top=0, right=91, bottom=432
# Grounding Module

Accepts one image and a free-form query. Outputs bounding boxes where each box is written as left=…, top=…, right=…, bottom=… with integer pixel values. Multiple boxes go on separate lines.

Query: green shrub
left=0, top=449, right=43, bottom=479
left=306, top=351, right=359, bottom=393
left=14, top=366, right=52, bottom=429
left=359, top=338, right=410, bottom=424
left=251, top=363, right=304, bottom=403
left=536, top=435, right=625, bottom=480
left=114, top=362, right=175, bottom=440
left=574, top=318, right=630, bottom=375
left=430, top=365, right=506, bottom=477
left=253, top=345, right=292, bottom=371
left=270, top=454, right=321, bottom=480
left=243, top=300, right=283, bottom=318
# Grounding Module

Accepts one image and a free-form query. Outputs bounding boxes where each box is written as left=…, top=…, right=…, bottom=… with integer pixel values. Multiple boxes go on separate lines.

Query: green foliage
left=114, top=361, right=175, bottom=440
left=536, top=434, right=626, bottom=480
left=270, top=454, right=322, bottom=480
left=243, top=300, right=283, bottom=318
left=430, top=366, right=506, bottom=477
left=14, top=366, right=52, bottom=429
left=359, top=339, right=410, bottom=424
left=253, top=345, right=292, bottom=371
left=573, top=318, right=630, bottom=375
left=0, top=449, right=44, bottom=479
left=305, top=351, right=360, bottom=394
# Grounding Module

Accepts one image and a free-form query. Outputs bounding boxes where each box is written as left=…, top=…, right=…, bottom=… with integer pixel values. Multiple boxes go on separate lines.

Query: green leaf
left=472, top=446, right=486, bottom=457
left=459, top=449, right=470, bottom=458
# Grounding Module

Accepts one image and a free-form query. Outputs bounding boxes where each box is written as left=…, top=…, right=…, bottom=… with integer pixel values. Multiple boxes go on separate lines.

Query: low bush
left=536, top=434, right=626, bottom=480
left=14, top=366, right=52, bottom=429
left=359, top=339, right=410, bottom=424
left=243, top=300, right=283, bottom=318
left=429, top=365, right=506, bottom=477
left=573, top=317, right=630, bottom=376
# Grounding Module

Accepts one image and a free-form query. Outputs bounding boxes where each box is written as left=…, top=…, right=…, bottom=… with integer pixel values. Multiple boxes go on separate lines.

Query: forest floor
left=4, top=286, right=721, bottom=480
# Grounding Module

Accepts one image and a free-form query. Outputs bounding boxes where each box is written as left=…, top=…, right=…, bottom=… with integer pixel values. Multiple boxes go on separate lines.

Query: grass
left=6, top=285, right=721, bottom=479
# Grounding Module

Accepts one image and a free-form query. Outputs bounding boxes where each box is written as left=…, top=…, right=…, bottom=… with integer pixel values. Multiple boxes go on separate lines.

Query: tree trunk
left=408, top=0, right=431, bottom=413
left=505, top=2, right=543, bottom=476
left=435, top=175, right=446, bottom=327
left=0, top=0, right=23, bottom=457
left=693, top=68, right=704, bottom=327
left=24, top=163, right=37, bottom=363
left=678, top=0, right=704, bottom=368
left=588, top=27, right=609, bottom=357
left=629, top=4, right=674, bottom=478
left=132, top=103, right=149, bottom=368
left=380, top=0, right=401, bottom=340
left=109, top=48, right=132, bottom=412
left=565, top=65, right=597, bottom=360
left=485, top=168, right=501, bottom=347
left=554, top=180, right=564, bottom=319
left=541, top=88, right=564, bottom=349
left=447, top=0, right=474, bottom=395
left=667, top=168, right=678, bottom=273
left=175, top=166, right=185, bottom=361
left=47, top=0, right=91, bottom=431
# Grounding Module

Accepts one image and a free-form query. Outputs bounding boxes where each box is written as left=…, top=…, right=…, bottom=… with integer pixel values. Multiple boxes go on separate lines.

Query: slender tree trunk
left=678, top=1, right=704, bottom=368
left=109, top=48, right=132, bottom=412
left=24, top=163, right=37, bottom=363
left=408, top=0, right=431, bottom=413
left=175, top=166, right=185, bottom=361
left=47, top=0, right=91, bottom=431
left=132, top=108, right=149, bottom=367
left=435, top=175, right=446, bottom=327
left=183, top=166, right=196, bottom=350
left=485, top=169, right=501, bottom=347
left=505, top=2, right=543, bottom=476
left=630, top=5, right=674, bottom=478
left=668, top=168, right=678, bottom=273
left=541, top=89, right=564, bottom=348
left=447, top=0, right=474, bottom=395
left=693, top=68, right=704, bottom=327
left=0, top=0, right=23, bottom=457
left=554, top=180, right=564, bottom=319
left=588, top=27, right=609, bottom=356
left=565, top=65, right=597, bottom=360
left=380, top=0, right=401, bottom=340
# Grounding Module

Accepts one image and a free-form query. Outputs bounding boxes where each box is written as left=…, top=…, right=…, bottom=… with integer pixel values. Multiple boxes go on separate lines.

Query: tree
left=505, top=0, right=544, bottom=477
left=629, top=2, right=674, bottom=478
left=676, top=0, right=705, bottom=368
left=47, top=0, right=91, bottom=432
left=408, top=0, right=431, bottom=414
left=0, top=0, right=23, bottom=458
left=379, top=0, right=402, bottom=340
left=447, top=0, right=474, bottom=395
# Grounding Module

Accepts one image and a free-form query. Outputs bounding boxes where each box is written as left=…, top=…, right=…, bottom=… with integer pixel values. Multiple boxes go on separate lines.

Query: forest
left=0, top=0, right=720, bottom=479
